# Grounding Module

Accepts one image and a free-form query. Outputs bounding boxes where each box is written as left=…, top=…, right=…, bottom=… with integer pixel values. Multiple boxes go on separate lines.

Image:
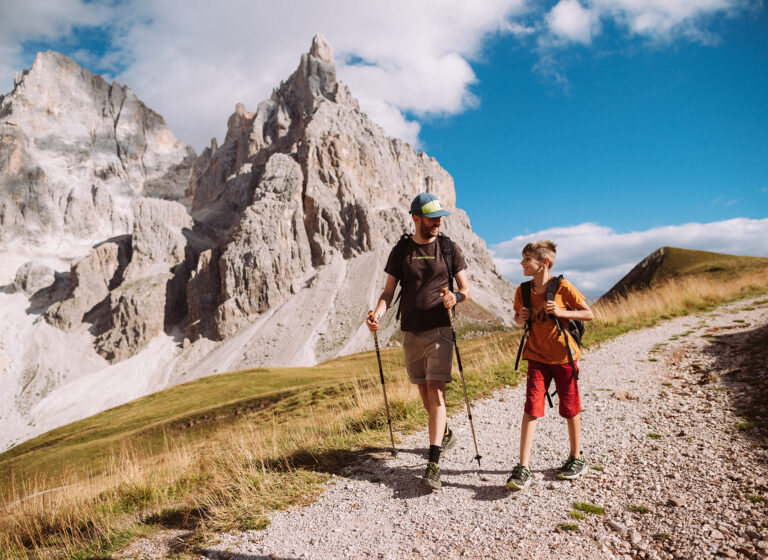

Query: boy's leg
left=519, top=412, right=538, bottom=467
left=507, top=362, right=548, bottom=490
left=552, top=360, right=587, bottom=479
left=566, top=413, right=581, bottom=458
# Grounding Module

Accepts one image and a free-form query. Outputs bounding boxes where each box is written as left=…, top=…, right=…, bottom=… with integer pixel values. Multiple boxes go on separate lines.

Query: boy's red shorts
left=524, top=359, right=581, bottom=418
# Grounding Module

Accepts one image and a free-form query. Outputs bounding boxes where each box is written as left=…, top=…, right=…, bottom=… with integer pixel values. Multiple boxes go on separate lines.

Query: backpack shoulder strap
left=546, top=274, right=563, bottom=302
left=437, top=233, right=455, bottom=292
left=393, top=234, right=412, bottom=322
left=521, top=280, right=532, bottom=310
left=514, top=280, right=534, bottom=371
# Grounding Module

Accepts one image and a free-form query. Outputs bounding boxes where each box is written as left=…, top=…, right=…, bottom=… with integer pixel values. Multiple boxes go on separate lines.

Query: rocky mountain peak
left=310, top=33, right=333, bottom=64
left=0, top=51, right=196, bottom=245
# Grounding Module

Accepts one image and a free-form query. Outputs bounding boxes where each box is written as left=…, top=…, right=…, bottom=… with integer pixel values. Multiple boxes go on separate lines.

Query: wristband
left=454, top=292, right=465, bottom=303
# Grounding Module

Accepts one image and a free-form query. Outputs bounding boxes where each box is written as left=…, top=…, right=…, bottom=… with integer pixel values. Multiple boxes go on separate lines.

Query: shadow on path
left=703, top=320, right=768, bottom=443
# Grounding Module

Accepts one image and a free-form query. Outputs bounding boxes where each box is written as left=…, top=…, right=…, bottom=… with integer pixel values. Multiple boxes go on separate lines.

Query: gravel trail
left=126, top=298, right=768, bottom=560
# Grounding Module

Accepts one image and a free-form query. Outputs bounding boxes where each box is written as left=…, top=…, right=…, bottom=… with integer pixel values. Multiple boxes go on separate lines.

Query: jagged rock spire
left=310, top=33, right=333, bottom=64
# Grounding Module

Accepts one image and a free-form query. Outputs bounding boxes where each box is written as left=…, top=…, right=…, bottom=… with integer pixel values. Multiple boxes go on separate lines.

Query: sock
left=428, top=445, right=441, bottom=464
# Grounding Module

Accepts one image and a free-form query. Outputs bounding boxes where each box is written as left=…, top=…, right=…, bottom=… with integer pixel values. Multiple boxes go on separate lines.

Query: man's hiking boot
left=505, top=464, right=531, bottom=490
left=440, top=428, right=456, bottom=457
left=557, top=454, right=586, bottom=480
left=421, top=461, right=441, bottom=490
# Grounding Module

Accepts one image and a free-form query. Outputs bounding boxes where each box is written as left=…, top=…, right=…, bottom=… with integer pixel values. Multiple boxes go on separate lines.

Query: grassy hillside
left=2, top=260, right=768, bottom=559
left=653, top=246, right=768, bottom=280
left=600, top=246, right=768, bottom=301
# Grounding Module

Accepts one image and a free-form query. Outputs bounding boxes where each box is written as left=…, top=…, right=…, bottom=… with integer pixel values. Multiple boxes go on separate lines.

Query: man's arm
left=366, top=274, right=398, bottom=332
left=442, top=269, right=471, bottom=309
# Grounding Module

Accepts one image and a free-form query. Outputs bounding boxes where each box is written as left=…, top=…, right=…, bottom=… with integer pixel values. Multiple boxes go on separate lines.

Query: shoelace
left=511, top=465, right=528, bottom=479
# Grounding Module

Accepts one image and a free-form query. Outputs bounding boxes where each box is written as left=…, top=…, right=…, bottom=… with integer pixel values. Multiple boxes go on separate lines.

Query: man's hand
left=441, top=287, right=456, bottom=309
left=545, top=300, right=564, bottom=318
left=366, top=311, right=380, bottom=332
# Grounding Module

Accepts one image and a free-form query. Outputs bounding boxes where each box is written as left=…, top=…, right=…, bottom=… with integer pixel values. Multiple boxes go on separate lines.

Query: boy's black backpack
left=391, top=233, right=456, bottom=322
left=514, top=275, right=585, bottom=407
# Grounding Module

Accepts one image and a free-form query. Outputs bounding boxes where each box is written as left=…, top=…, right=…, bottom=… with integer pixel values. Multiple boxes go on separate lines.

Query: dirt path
left=125, top=298, right=768, bottom=560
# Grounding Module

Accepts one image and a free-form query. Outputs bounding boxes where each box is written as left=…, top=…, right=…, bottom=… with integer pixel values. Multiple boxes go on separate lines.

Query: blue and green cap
left=409, top=192, right=450, bottom=217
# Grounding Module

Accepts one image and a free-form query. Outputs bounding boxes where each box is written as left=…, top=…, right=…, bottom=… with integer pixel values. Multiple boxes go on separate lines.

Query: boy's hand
left=545, top=301, right=564, bottom=318
left=517, top=307, right=530, bottom=322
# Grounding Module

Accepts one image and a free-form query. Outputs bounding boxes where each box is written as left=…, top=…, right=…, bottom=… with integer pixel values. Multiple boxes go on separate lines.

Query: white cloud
left=546, top=0, right=601, bottom=45
left=490, top=218, right=768, bottom=298
left=98, top=0, right=527, bottom=150
left=0, top=0, right=757, bottom=149
left=591, top=0, right=746, bottom=42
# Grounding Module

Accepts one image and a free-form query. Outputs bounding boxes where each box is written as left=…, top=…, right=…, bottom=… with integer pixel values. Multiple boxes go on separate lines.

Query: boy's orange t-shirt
left=513, top=278, right=585, bottom=365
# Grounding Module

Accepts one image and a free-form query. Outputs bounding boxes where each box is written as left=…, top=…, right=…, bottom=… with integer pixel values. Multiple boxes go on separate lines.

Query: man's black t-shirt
left=385, top=237, right=467, bottom=332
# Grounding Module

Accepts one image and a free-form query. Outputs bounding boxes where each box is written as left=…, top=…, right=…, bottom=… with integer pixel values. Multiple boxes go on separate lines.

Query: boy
left=506, top=240, right=594, bottom=490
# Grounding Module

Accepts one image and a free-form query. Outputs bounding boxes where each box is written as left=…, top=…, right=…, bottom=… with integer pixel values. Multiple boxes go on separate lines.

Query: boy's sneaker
left=557, top=454, right=586, bottom=480
left=505, top=464, right=531, bottom=490
left=440, top=429, right=456, bottom=457
left=422, top=461, right=441, bottom=490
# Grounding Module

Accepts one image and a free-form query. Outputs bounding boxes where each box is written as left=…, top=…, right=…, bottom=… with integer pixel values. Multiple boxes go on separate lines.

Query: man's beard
left=420, top=221, right=439, bottom=238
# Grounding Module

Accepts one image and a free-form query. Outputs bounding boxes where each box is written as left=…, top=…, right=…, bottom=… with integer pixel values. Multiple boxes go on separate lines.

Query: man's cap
left=409, top=192, right=450, bottom=217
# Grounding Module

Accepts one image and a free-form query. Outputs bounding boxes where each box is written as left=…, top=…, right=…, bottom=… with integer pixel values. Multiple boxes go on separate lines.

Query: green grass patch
left=591, top=465, right=604, bottom=472
left=628, top=505, right=649, bottom=514
left=572, top=501, right=605, bottom=515
left=648, top=358, right=659, bottom=362
left=748, top=495, right=767, bottom=505
left=648, top=433, right=662, bottom=439
left=558, top=522, right=579, bottom=531
left=653, top=532, right=670, bottom=542
left=737, top=421, right=754, bottom=431
left=661, top=382, right=672, bottom=387
left=568, top=510, right=586, bottom=520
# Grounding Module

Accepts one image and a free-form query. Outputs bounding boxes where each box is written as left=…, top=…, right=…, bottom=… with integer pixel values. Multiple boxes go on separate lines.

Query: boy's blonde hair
left=522, top=240, right=557, bottom=270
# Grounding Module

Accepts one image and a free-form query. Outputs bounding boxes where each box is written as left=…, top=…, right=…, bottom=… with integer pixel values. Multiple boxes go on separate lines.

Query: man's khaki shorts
left=402, top=327, right=454, bottom=384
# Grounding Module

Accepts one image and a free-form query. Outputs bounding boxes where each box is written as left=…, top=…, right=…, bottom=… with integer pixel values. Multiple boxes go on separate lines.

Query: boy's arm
left=545, top=299, right=594, bottom=322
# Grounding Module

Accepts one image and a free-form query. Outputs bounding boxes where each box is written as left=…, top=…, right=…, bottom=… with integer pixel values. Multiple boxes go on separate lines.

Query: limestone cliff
left=184, top=34, right=515, bottom=365
left=0, top=51, right=196, bottom=244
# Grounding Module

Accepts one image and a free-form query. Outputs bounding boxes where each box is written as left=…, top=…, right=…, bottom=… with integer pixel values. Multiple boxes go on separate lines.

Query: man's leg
left=417, top=381, right=447, bottom=446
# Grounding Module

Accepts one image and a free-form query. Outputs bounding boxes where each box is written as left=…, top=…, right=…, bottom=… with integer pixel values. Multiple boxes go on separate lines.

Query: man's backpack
left=391, top=232, right=456, bottom=322
left=514, top=275, right=584, bottom=407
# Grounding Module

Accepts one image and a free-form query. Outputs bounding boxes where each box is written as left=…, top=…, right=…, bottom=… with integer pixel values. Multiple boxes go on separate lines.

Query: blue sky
left=1, top=0, right=766, bottom=297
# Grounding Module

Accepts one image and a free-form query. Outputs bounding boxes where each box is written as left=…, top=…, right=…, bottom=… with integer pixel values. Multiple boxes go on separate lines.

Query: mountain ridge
left=600, top=246, right=768, bottom=302
left=0, top=35, right=515, bottom=451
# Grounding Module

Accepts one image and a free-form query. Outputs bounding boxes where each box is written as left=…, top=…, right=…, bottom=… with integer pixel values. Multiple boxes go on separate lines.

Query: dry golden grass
left=2, top=266, right=767, bottom=559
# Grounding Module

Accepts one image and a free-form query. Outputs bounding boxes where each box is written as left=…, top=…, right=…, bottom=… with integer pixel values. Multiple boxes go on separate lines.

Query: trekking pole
left=441, top=288, right=482, bottom=468
left=368, top=311, right=397, bottom=456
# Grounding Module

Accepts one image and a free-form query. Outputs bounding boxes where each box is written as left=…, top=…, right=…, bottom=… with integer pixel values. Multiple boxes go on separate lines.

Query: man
left=366, top=192, right=470, bottom=489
